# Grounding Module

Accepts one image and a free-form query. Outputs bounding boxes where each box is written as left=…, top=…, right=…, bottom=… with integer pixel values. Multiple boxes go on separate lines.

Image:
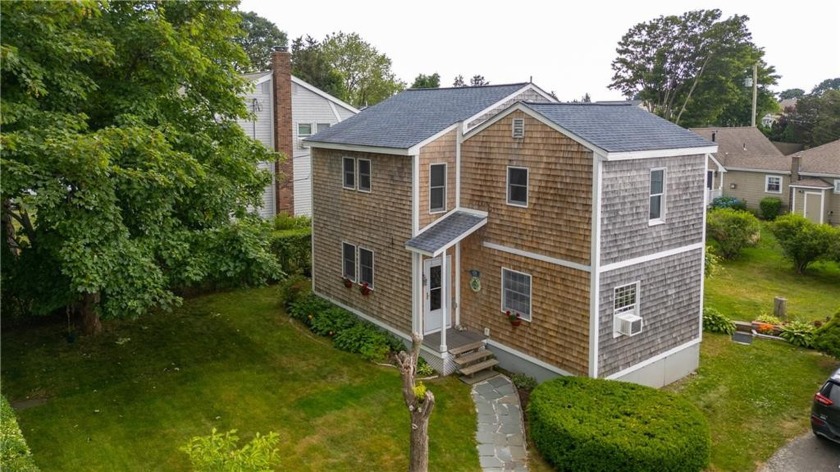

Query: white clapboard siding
left=236, top=77, right=276, bottom=218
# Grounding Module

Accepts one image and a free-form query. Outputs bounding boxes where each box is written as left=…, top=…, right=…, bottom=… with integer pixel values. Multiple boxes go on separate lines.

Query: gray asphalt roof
left=306, top=84, right=530, bottom=150
left=524, top=103, right=715, bottom=153
left=405, top=211, right=487, bottom=256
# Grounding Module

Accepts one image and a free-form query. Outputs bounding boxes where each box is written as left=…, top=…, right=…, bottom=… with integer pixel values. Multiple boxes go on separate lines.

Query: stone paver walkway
left=471, top=374, right=528, bottom=471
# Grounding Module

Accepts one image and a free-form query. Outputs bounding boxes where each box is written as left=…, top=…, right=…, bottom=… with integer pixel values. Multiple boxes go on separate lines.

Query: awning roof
left=405, top=210, right=487, bottom=257
left=790, top=178, right=833, bottom=189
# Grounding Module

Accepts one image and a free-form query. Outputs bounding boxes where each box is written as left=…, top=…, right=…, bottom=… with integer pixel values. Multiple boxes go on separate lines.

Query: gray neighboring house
left=691, top=126, right=792, bottom=210
left=790, top=139, right=840, bottom=225
left=237, top=49, right=357, bottom=218
left=306, top=84, right=717, bottom=388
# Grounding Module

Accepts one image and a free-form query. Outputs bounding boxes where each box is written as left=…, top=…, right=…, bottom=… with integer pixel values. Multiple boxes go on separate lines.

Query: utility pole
left=751, top=63, right=758, bottom=127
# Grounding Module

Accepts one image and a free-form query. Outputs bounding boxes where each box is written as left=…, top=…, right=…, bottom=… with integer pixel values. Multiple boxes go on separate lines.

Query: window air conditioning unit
left=616, top=313, right=643, bottom=336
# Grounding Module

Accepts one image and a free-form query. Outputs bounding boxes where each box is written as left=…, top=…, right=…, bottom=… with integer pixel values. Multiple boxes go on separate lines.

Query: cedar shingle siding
left=598, top=249, right=703, bottom=377
left=600, top=155, right=705, bottom=264
left=312, top=148, right=413, bottom=333
left=419, top=130, right=457, bottom=227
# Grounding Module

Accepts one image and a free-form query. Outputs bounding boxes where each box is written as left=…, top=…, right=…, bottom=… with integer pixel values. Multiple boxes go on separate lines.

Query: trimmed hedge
left=529, top=377, right=710, bottom=472
left=1, top=396, right=39, bottom=472
left=269, top=228, right=311, bottom=277
left=759, top=197, right=782, bottom=221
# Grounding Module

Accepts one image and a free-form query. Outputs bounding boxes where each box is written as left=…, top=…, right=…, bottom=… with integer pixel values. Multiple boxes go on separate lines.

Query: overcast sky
left=238, top=0, right=839, bottom=102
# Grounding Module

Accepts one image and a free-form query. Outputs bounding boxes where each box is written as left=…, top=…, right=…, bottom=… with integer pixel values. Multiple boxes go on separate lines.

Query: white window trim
left=358, top=158, right=372, bottom=193
left=298, top=122, right=313, bottom=137
left=341, top=241, right=357, bottom=282
left=612, top=281, right=640, bottom=338
left=765, top=174, right=783, bottom=194
left=359, top=246, right=375, bottom=290
left=500, top=267, right=532, bottom=322
left=512, top=118, right=525, bottom=138
left=649, top=167, right=666, bottom=225
left=506, top=166, right=529, bottom=208
left=342, top=157, right=356, bottom=190
left=833, top=179, right=840, bottom=194
left=429, top=163, right=447, bottom=214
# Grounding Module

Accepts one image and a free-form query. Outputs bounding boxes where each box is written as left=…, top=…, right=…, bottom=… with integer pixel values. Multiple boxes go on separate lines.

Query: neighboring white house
left=237, top=49, right=357, bottom=218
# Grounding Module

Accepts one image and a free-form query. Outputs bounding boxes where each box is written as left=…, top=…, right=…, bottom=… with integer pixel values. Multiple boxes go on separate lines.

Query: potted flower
left=360, top=282, right=371, bottom=296
left=342, top=277, right=353, bottom=288
left=506, top=310, right=522, bottom=327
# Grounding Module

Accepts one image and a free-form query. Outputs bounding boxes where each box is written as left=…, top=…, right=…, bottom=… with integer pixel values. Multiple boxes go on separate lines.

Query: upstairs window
left=507, top=167, right=528, bottom=207
left=359, top=247, right=374, bottom=288
left=342, top=242, right=356, bottom=281
left=765, top=175, right=782, bottom=194
left=358, top=159, right=371, bottom=192
left=512, top=118, right=525, bottom=138
left=298, top=123, right=312, bottom=137
left=649, top=168, right=665, bottom=223
left=343, top=157, right=355, bottom=189
left=429, top=164, right=447, bottom=213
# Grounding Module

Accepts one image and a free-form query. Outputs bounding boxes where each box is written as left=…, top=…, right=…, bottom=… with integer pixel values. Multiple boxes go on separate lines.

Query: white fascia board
left=250, top=72, right=272, bottom=85
left=306, top=141, right=412, bottom=156
left=799, top=172, right=840, bottom=178
left=605, top=146, right=718, bottom=161
left=724, top=167, right=791, bottom=174
left=708, top=153, right=726, bottom=172
left=291, top=76, right=359, bottom=113
left=406, top=123, right=460, bottom=155
left=789, top=184, right=831, bottom=190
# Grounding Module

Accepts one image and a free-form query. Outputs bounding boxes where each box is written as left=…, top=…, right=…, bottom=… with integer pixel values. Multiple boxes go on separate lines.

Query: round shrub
left=703, top=307, right=735, bottom=334
left=710, top=195, right=746, bottom=211
left=759, top=197, right=782, bottom=221
left=706, top=207, right=761, bottom=259
left=813, top=308, right=840, bottom=358
left=529, top=377, right=710, bottom=472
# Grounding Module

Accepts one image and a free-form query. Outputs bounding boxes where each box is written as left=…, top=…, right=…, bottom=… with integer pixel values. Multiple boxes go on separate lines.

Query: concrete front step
left=458, top=358, right=499, bottom=377
left=454, top=349, right=494, bottom=366
left=448, top=340, right=485, bottom=356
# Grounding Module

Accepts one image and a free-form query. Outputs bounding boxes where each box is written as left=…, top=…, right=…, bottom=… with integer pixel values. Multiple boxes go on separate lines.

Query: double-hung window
left=507, top=167, right=528, bottom=207
left=649, top=168, right=665, bottom=223
left=429, top=164, right=446, bottom=213
left=358, top=159, right=371, bottom=192
left=342, top=242, right=356, bottom=281
left=613, top=283, right=639, bottom=317
left=765, top=175, right=782, bottom=194
left=501, top=268, right=531, bottom=322
left=343, top=157, right=356, bottom=189
left=343, top=157, right=371, bottom=192
left=359, top=248, right=374, bottom=288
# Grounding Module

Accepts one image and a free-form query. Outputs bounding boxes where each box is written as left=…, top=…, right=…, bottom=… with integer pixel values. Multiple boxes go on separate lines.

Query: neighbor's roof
left=306, top=83, right=532, bottom=150
left=795, top=139, right=840, bottom=176
left=521, top=103, right=714, bottom=153
left=690, top=127, right=789, bottom=172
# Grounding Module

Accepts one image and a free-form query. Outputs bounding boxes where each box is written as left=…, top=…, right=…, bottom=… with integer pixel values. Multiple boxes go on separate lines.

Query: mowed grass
left=705, top=223, right=840, bottom=322
left=666, top=333, right=837, bottom=471
left=1, top=286, right=479, bottom=471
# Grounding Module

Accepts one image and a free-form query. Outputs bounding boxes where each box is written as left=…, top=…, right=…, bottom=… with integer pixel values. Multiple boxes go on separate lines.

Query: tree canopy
left=453, top=74, right=490, bottom=87
left=291, top=35, right=347, bottom=100
left=779, top=88, right=805, bottom=100
left=609, top=9, right=778, bottom=127
left=768, top=88, right=840, bottom=147
left=1, top=0, right=280, bottom=333
left=411, top=73, right=440, bottom=89
left=236, top=11, right=288, bottom=72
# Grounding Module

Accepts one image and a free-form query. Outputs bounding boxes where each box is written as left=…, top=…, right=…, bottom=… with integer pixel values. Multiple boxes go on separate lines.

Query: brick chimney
left=791, top=153, right=801, bottom=182
left=272, top=46, right=294, bottom=215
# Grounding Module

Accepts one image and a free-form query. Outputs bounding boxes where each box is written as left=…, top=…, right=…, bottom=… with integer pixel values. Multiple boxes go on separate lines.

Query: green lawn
left=1, top=286, right=480, bottom=471
left=705, top=223, right=840, bottom=322
left=667, top=333, right=837, bottom=471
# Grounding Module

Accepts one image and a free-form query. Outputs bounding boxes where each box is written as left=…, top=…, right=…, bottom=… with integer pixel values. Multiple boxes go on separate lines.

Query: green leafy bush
left=755, top=313, right=782, bottom=325
left=511, top=373, right=538, bottom=391
left=273, top=212, right=311, bottom=231
left=332, top=323, right=394, bottom=361
left=277, top=275, right=311, bottom=310
left=180, top=428, right=279, bottom=472
left=706, top=208, right=761, bottom=259
left=771, top=214, right=840, bottom=273
left=529, top=377, right=710, bottom=472
left=309, top=307, right=358, bottom=337
left=416, top=358, right=436, bottom=377
left=779, top=320, right=816, bottom=348
left=710, top=196, right=747, bottom=211
left=269, top=228, right=311, bottom=277
left=287, top=293, right=331, bottom=326
left=1, top=396, right=39, bottom=472
left=759, top=197, right=782, bottom=221
left=813, top=308, right=840, bottom=358
left=703, top=307, right=735, bottom=334
left=704, top=245, right=721, bottom=278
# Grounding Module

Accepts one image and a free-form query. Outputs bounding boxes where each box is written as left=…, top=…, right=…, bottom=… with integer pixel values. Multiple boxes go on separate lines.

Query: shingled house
left=305, top=84, right=716, bottom=387
left=790, top=139, right=840, bottom=225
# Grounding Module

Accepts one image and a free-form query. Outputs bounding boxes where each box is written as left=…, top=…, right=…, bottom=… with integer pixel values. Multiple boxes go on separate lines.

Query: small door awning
left=790, top=178, right=832, bottom=189
left=405, top=209, right=487, bottom=257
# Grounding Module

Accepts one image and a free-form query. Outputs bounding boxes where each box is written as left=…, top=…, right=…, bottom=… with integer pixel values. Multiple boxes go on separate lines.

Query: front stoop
left=451, top=340, right=499, bottom=382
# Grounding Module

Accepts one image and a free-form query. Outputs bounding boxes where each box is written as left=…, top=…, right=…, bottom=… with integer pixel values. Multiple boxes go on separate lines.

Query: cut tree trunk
left=397, top=333, right=435, bottom=472
left=79, top=292, right=102, bottom=335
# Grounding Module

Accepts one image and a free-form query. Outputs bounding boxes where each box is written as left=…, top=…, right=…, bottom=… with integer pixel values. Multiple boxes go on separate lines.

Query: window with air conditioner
left=613, top=282, right=643, bottom=337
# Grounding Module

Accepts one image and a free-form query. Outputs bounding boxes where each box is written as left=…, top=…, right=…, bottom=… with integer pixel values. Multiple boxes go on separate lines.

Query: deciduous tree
left=411, top=73, right=440, bottom=89
left=779, top=88, right=805, bottom=100
left=290, top=35, right=347, bottom=101
left=1, top=0, right=280, bottom=334
left=236, top=11, right=288, bottom=72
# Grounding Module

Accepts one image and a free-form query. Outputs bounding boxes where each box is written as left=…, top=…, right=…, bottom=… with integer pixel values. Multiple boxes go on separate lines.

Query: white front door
left=804, top=192, right=823, bottom=223
left=423, top=256, right=451, bottom=335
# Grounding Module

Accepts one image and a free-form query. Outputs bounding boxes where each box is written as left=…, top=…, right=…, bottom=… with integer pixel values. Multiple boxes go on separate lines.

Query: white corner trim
left=412, top=153, right=419, bottom=235
left=313, top=290, right=412, bottom=342
left=589, top=153, right=603, bottom=378
left=291, top=76, right=359, bottom=113
left=456, top=126, right=462, bottom=208
left=606, top=146, right=718, bottom=161
left=605, top=338, right=701, bottom=380
left=483, top=241, right=592, bottom=273
left=485, top=339, right=574, bottom=377
left=599, top=242, right=704, bottom=273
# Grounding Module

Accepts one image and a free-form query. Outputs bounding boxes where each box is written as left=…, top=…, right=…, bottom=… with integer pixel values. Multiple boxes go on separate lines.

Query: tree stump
left=774, top=297, right=787, bottom=320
